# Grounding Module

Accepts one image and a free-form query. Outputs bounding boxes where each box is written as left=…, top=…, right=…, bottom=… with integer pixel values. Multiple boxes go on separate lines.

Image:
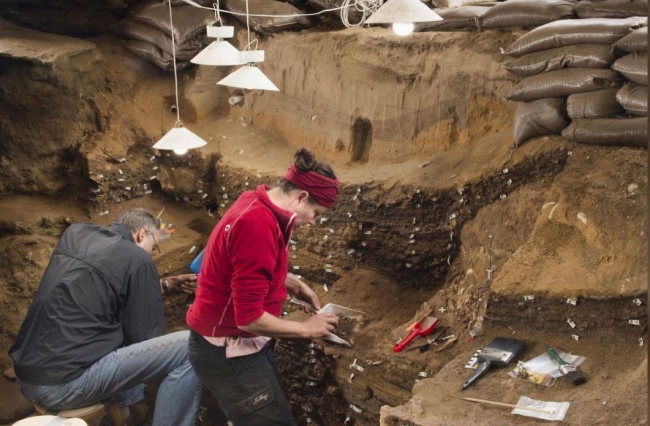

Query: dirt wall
left=236, top=27, right=525, bottom=162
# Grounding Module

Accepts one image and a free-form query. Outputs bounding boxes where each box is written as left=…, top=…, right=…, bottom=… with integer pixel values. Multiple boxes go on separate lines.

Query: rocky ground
left=0, top=16, right=646, bottom=426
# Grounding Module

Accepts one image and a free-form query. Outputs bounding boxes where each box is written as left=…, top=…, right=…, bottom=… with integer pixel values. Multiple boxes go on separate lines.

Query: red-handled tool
left=393, top=316, right=438, bottom=353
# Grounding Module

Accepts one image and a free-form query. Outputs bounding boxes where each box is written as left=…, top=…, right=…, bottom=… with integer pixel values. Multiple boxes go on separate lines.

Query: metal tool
left=393, top=317, right=438, bottom=353
left=435, top=335, right=457, bottom=352
left=404, top=326, right=448, bottom=353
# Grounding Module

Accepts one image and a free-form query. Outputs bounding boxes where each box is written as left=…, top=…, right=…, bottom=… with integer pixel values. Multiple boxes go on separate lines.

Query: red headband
left=284, top=164, right=339, bottom=208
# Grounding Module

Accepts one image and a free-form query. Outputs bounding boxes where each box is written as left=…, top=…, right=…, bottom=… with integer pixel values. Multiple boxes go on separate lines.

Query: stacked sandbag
left=503, top=17, right=647, bottom=57
left=616, top=83, right=648, bottom=116
left=574, top=0, right=648, bottom=19
left=566, top=88, right=624, bottom=118
left=503, top=44, right=615, bottom=76
left=416, top=6, right=491, bottom=31
left=122, top=40, right=194, bottom=71
left=112, top=1, right=215, bottom=71
left=561, top=118, right=647, bottom=147
left=513, top=98, right=570, bottom=148
left=111, top=19, right=203, bottom=62
left=222, top=0, right=310, bottom=34
left=503, top=17, right=647, bottom=148
left=431, top=0, right=490, bottom=6
left=613, top=27, right=648, bottom=117
left=480, top=0, right=578, bottom=30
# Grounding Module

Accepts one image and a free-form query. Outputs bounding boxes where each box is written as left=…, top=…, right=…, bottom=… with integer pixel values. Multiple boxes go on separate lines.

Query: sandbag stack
left=422, top=0, right=649, bottom=33
left=417, top=6, right=491, bottom=31
left=480, top=0, right=578, bottom=30
left=111, top=1, right=215, bottom=71
left=223, top=0, right=310, bottom=34
left=613, top=27, right=648, bottom=116
left=417, top=0, right=576, bottom=33
left=502, top=17, right=648, bottom=148
left=573, top=0, right=648, bottom=19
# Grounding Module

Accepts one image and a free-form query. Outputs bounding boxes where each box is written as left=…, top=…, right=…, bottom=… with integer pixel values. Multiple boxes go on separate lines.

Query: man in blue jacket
left=9, top=208, right=200, bottom=426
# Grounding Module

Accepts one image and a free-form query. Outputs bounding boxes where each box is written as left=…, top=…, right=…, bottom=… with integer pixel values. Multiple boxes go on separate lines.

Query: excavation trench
left=0, top=18, right=646, bottom=426
left=153, top=145, right=575, bottom=426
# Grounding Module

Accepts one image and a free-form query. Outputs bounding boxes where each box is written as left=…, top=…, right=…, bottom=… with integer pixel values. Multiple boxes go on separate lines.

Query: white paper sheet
left=511, top=396, right=570, bottom=421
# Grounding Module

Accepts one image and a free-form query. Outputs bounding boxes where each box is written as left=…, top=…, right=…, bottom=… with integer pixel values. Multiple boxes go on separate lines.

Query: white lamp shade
left=242, top=50, right=265, bottom=63
left=206, top=25, right=234, bottom=38
left=365, top=0, right=443, bottom=24
left=217, top=65, right=280, bottom=91
left=191, top=40, right=244, bottom=66
left=153, top=124, right=207, bottom=151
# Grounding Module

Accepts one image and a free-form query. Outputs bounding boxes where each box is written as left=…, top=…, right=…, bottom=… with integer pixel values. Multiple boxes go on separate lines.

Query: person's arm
left=119, top=262, right=166, bottom=344
left=285, top=273, right=321, bottom=311
left=239, top=311, right=338, bottom=339
left=160, top=274, right=198, bottom=296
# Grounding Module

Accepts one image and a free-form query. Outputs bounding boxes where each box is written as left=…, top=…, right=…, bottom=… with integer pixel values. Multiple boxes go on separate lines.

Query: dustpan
left=318, top=303, right=366, bottom=317
left=318, top=303, right=366, bottom=347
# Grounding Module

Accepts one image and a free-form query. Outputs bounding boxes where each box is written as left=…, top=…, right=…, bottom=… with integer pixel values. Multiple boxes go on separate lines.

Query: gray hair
left=113, top=208, right=159, bottom=234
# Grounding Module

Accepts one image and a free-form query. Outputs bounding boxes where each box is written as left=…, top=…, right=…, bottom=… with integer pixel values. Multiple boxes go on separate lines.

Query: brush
left=546, top=345, right=587, bottom=386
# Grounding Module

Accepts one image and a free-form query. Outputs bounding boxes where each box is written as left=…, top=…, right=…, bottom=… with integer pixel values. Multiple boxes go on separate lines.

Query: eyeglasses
left=149, top=230, right=161, bottom=255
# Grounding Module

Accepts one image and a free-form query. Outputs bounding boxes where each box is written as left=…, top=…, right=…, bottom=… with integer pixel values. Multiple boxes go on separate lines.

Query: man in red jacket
left=187, top=148, right=339, bottom=425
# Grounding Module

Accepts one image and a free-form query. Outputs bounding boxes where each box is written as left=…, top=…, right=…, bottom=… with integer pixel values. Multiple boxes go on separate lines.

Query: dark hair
left=275, top=148, right=336, bottom=203
left=113, top=208, right=159, bottom=234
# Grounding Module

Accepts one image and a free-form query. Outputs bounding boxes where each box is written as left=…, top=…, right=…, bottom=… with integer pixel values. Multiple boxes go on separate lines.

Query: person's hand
left=302, top=313, right=338, bottom=339
left=285, top=274, right=321, bottom=312
left=167, top=274, right=198, bottom=294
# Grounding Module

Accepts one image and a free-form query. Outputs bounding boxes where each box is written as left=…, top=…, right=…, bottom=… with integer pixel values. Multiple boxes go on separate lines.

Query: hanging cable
left=213, top=1, right=221, bottom=24
left=341, top=0, right=383, bottom=28
left=245, top=0, right=250, bottom=49
left=168, top=0, right=181, bottom=125
left=182, top=0, right=380, bottom=24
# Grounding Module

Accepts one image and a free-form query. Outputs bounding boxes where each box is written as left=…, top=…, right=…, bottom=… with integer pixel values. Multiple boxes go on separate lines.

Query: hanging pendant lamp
left=366, top=0, right=443, bottom=36
left=154, top=121, right=207, bottom=155
left=153, top=0, right=207, bottom=155
left=191, top=25, right=245, bottom=66
left=216, top=0, right=279, bottom=91
left=217, top=50, right=279, bottom=91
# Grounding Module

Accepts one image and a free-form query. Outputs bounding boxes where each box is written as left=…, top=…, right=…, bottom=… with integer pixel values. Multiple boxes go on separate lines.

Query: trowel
left=290, top=298, right=366, bottom=347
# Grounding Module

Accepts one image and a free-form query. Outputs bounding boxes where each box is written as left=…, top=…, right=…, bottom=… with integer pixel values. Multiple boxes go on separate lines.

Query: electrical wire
left=341, top=0, right=383, bottom=27
left=168, top=0, right=181, bottom=125
left=181, top=0, right=382, bottom=27
left=245, top=0, right=250, bottom=48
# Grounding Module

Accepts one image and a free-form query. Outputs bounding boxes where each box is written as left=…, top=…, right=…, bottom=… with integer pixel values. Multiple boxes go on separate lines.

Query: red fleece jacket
left=186, top=185, right=295, bottom=338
